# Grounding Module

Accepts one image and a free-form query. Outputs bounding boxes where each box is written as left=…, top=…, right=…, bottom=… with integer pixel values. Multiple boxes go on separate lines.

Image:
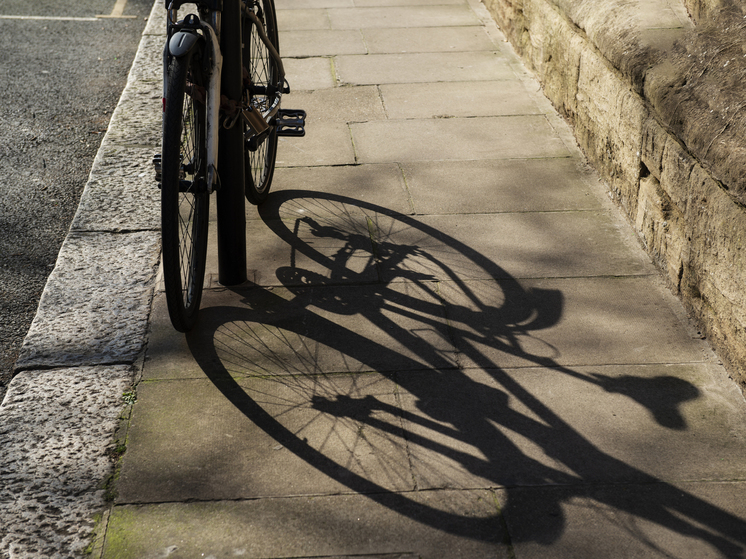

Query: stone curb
left=0, top=1, right=164, bottom=555
left=482, top=0, right=746, bottom=393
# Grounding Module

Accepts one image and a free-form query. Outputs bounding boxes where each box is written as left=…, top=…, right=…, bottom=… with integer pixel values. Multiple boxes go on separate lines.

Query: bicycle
left=154, top=0, right=305, bottom=332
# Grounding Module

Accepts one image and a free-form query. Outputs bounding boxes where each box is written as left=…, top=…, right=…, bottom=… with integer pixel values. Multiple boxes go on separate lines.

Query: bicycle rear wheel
left=161, top=46, right=210, bottom=332
left=242, top=0, right=281, bottom=205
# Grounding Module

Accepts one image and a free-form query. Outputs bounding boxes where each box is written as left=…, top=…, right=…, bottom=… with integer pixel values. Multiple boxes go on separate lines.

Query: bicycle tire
left=161, top=46, right=210, bottom=332
left=242, top=0, right=280, bottom=205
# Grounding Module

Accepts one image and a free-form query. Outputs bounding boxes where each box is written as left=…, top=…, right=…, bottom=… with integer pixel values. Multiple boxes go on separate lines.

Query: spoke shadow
left=185, top=190, right=746, bottom=556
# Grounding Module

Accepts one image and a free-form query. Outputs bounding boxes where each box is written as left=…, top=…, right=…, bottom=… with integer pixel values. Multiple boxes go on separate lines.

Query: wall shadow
left=186, top=190, right=746, bottom=556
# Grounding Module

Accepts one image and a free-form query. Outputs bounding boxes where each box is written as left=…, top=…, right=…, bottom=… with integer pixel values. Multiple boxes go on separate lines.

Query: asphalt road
left=0, top=0, right=155, bottom=401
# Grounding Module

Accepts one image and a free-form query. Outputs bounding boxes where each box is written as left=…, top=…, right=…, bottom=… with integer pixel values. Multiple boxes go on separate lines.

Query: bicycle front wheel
left=161, top=46, right=210, bottom=332
left=243, top=0, right=281, bottom=205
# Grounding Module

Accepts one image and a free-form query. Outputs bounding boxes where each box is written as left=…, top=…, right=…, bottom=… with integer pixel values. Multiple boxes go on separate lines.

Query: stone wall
left=482, top=0, right=746, bottom=392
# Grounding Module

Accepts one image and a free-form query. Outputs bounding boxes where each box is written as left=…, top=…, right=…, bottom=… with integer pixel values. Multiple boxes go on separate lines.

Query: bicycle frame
left=163, top=0, right=285, bottom=193
left=157, top=0, right=306, bottom=329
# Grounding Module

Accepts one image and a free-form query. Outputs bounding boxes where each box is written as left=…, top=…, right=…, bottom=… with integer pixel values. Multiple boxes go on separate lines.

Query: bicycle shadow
left=186, top=190, right=746, bottom=556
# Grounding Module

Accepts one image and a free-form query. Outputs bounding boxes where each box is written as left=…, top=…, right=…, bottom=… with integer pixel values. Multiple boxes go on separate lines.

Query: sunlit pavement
left=57, top=0, right=746, bottom=556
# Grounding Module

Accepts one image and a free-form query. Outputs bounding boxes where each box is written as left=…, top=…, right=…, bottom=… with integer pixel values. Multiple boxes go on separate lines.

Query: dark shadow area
left=186, top=190, right=746, bottom=557
left=590, top=372, right=701, bottom=430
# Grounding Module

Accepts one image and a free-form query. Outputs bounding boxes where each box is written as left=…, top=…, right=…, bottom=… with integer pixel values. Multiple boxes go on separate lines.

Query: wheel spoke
left=243, top=0, right=279, bottom=204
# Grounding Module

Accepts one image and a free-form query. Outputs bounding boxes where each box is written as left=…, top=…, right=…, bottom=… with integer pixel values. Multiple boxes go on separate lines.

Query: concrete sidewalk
left=98, top=0, right=746, bottom=556
left=8, top=0, right=746, bottom=556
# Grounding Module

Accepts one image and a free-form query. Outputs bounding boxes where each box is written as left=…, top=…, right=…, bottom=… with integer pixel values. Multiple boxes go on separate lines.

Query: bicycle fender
left=200, top=22, right=222, bottom=192
left=168, top=30, right=201, bottom=58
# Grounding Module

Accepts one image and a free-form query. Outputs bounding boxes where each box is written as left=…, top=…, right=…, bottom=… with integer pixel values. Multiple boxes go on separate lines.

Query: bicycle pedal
left=153, top=153, right=162, bottom=185
left=276, top=109, right=306, bottom=137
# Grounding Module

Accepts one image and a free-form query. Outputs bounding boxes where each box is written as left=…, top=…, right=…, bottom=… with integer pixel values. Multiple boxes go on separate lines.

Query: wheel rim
left=245, top=0, right=278, bottom=195
left=178, top=73, right=204, bottom=309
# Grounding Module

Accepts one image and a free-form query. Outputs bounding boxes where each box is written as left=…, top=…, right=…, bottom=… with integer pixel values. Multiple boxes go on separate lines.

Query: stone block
left=574, top=47, right=648, bottom=213
left=635, top=174, right=685, bottom=288
left=643, top=27, right=746, bottom=206
left=103, top=81, right=162, bottom=147
left=71, top=143, right=160, bottom=233
left=524, top=0, right=584, bottom=120
left=683, top=173, right=746, bottom=386
left=639, top=113, right=746, bottom=388
left=142, top=0, right=167, bottom=36
left=15, top=232, right=160, bottom=371
left=0, top=366, right=133, bottom=557
left=126, top=34, right=163, bottom=84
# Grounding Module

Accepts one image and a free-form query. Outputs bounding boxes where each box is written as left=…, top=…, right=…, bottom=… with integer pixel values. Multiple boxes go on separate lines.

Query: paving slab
left=126, top=34, right=163, bottom=83
left=281, top=29, right=366, bottom=57
left=356, top=0, right=467, bottom=5
left=363, top=25, right=497, bottom=53
left=280, top=85, right=386, bottom=124
left=116, top=373, right=413, bottom=502
left=105, top=490, right=507, bottom=559
left=206, top=216, right=379, bottom=286
left=396, top=364, right=746, bottom=489
left=380, top=81, right=541, bottom=119
left=229, top=191, right=645, bottom=283
left=145, top=282, right=457, bottom=380
left=276, top=0, right=352, bottom=8
left=282, top=57, right=336, bottom=90
left=497, top=482, right=746, bottom=558
left=148, top=276, right=708, bottom=379
left=439, top=276, right=711, bottom=368
left=102, top=81, right=162, bottom=147
left=368, top=211, right=652, bottom=280
left=276, top=8, right=333, bottom=30
left=276, top=121, right=355, bottom=167
left=327, top=5, right=480, bottom=29
left=336, top=51, right=514, bottom=85
left=271, top=164, right=412, bottom=214
left=399, top=158, right=601, bottom=214
left=351, top=116, right=571, bottom=163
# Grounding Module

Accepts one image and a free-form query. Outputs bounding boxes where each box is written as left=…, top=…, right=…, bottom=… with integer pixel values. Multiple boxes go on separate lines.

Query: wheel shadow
left=185, top=190, right=746, bottom=556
